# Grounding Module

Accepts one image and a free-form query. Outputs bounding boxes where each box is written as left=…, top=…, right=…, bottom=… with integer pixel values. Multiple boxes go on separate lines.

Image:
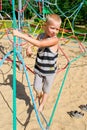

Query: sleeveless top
left=34, top=33, right=58, bottom=76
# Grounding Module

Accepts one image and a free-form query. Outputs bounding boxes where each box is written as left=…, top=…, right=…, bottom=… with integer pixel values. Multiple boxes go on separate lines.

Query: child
left=13, top=14, right=62, bottom=112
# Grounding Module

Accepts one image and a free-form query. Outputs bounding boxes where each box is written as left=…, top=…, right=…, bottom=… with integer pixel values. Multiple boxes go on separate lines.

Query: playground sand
left=0, top=36, right=87, bottom=130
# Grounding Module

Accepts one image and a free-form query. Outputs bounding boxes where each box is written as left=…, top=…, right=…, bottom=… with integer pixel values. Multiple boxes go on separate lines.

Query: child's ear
left=42, top=22, right=47, bottom=30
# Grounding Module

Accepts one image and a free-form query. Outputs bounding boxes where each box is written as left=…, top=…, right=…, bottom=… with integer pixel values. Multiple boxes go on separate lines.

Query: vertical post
left=18, top=0, right=22, bottom=30
left=42, top=0, right=45, bottom=19
left=18, top=0, right=22, bottom=48
left=0, top=0, right=2, bottom=11
left=18, top=0, right=23, bottom=70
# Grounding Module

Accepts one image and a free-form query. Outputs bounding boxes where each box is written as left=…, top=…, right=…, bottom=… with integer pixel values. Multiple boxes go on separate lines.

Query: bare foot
left=38, top=104, right=44, bottom=113
left=38, top=92, right=48, bottom=113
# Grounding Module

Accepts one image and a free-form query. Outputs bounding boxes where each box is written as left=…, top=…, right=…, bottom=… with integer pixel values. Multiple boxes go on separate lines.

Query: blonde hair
left=46, top=14, right=62, bottom=25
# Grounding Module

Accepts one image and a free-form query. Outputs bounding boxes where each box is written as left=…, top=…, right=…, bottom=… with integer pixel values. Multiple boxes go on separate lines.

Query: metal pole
left=42, top=0, right=45, bottom=19
left=18, top=0, right=23, bottom=70
left=18, top=0, right=22, bottom=30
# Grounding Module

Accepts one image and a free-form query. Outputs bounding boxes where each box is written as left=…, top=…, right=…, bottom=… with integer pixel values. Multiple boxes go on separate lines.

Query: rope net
left=0, top=0, right=87, bottom=130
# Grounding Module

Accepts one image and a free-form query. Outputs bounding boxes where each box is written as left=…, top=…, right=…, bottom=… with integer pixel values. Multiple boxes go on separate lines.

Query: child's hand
left=13, top=29, right=18, bottom=36
left=26, top=46, right=33, bottom=57
left=13, top=29, right=22, bottom=38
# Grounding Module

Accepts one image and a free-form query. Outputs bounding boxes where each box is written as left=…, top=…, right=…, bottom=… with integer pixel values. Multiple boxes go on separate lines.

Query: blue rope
left=17, top=51, right=46, bottom=130
left=0, top=50, right=13, bottom=66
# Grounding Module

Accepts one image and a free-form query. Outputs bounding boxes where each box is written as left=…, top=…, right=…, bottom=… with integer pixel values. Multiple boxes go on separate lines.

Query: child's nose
left=53, top=29, right=58, bottom=34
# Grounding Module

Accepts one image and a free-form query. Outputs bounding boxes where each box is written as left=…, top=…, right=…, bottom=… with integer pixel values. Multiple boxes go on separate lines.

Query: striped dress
left=34, top=34, right=58, bottom=76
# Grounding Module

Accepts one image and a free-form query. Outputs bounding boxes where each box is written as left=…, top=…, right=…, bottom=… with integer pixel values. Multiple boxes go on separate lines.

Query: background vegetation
left=2, top=0, right=87, bottom=25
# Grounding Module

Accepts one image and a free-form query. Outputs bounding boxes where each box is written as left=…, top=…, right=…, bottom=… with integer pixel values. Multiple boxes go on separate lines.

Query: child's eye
left=50, top=27, right=59, bottom=30
left=56, top=28, right=59, bottom=31
left=50, top=27, right=54, bottom=29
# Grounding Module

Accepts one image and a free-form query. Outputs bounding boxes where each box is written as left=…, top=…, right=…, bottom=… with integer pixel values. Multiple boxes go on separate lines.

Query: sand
left=0, top=35, right=87, bottom=130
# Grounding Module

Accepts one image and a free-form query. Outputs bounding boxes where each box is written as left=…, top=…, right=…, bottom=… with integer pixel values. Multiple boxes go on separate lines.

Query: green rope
left=70, top=52, right=86, bottom=64
left=13, top=37, right=17, bottom=130
left=47, top=63, right=70, bottom=129
left=12, top=0, right=17, bottom=130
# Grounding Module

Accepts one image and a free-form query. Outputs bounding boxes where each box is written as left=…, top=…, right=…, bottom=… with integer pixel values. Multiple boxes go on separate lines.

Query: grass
left=0, top=20, right=12, bottom=29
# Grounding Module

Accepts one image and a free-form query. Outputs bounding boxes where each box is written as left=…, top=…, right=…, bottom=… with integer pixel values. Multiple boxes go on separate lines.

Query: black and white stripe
left=34, top=47, right=58, bottom=75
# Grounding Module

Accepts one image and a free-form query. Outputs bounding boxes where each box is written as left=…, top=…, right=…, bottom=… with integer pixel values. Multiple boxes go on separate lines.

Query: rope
left=47, top=62, right=70, bottom=129
left=12, top=0, right=17, bottom=130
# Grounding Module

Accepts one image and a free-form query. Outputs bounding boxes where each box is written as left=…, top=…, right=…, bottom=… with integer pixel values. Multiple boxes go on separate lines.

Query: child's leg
left=38, top=92, right=48, bottom=112
left=38, top=74, right=55, bottom=112
left=35, top=91, right=43, bottom=104
left=33, top=73, right=43, bottom=102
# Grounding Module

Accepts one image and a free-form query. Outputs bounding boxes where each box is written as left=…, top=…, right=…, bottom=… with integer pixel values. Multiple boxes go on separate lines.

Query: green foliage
left=1, top=0, right=87, bottom=26
left=0, top=20, right=12, bottom=28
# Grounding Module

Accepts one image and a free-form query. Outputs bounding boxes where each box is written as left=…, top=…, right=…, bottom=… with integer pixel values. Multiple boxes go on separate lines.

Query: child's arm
left=13, top=30, right=59, bottom=47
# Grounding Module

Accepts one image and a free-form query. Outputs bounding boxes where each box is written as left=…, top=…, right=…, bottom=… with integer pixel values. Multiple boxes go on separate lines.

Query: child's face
left=45, top=20, right=61, bottom=37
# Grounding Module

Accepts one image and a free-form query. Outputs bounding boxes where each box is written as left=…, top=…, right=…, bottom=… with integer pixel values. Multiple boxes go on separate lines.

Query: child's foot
left=38, top=104, right=44, bottom=113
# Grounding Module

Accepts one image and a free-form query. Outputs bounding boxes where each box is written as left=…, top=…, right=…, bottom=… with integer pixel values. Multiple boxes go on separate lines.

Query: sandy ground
left=0, top=35, right=87, bottom=130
